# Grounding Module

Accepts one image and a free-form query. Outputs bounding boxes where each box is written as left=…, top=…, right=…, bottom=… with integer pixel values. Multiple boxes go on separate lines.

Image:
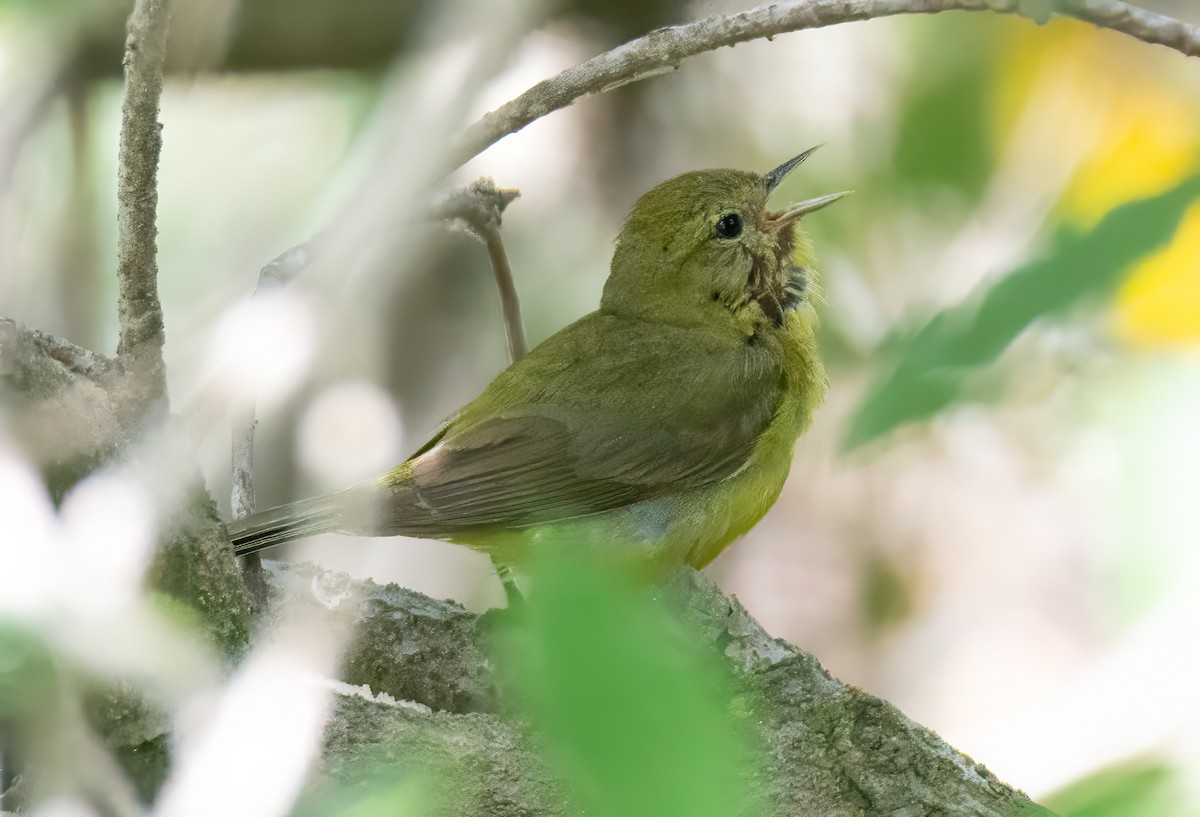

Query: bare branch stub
left=29, top=328, right=116, bottom=381
left=256, top=231, right=329, bottom=291
left=433, top=178, right=527, bottom=362
left=446, top=0, right=1200, bottom=172
left=0, top=321, right=116, bottom=383
left=115, top=0, right=173, bottom=419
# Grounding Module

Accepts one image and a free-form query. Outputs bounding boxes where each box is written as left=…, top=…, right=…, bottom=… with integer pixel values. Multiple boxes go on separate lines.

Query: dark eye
left=715, top=213, right=743, bottom=239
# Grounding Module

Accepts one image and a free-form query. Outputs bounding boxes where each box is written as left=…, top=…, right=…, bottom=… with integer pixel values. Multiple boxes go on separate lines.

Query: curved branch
left=1060, top=0, right=1200, bottom=55
left=448, top=0, right=1200, bottom=170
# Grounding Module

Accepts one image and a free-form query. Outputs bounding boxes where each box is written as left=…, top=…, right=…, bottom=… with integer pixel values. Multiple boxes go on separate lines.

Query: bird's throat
left=749, top=251, right=808, bottom=327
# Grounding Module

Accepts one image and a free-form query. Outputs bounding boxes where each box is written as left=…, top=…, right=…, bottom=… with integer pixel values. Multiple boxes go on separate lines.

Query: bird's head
left=602, top=148, right=849, bottom=333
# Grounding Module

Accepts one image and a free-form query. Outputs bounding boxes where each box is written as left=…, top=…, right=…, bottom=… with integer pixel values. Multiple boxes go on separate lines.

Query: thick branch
left=0, top=321, right=115, bottom=391
left=448, top=0, right=1200, bottom=170
left=115, top=0, right=173, bottom=414
left=268, top=562, right=1057, bottom=816
left=0, top=321, right=122, bottom=463
left=27, top=327, right=116, bottom=381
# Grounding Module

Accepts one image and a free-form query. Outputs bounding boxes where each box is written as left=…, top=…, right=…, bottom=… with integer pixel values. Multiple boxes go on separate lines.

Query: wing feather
left=373, top=313, right=783, bottom=535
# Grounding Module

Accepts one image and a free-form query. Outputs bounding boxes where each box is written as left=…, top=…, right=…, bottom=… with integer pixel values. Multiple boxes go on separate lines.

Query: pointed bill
left=780, top=190, right=853, bottom=220
left=764, top=145, right=823, bottom=194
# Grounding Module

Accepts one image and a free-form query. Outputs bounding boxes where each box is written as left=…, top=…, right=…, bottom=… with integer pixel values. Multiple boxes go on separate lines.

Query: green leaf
left=883, top=14, right=1003, bottom=203
left=494, top=554, right=754, bottom=817
left=1046, top=760, right=1181, bottom=817
left=844, top=173, right=1200, bottom=450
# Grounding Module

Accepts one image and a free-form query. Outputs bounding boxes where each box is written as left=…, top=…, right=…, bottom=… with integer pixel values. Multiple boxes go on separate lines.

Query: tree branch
left=1060, top=0, right=1200, bottom=53
left=0, top=320, right=122, bottom=465
left=432, top=179, right=527, bottom=362
left=267, top=562, right=1058, bottom=816
left=115, top=0, right=173, bottom=416
left=255, top=232, right=330, bottom=290
left=27, top=327, right=116, bottom=381
left=229, top=234, right=329, bottom=600
left=448, top=0, right=1200, bottom=171
left=229, top=234, right=329, bottom=524
left=0, top=321, right=116, bottom=389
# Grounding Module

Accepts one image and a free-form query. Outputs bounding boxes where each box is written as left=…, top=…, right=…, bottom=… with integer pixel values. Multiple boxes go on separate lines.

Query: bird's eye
left=715, top=213, right=743, bottom=239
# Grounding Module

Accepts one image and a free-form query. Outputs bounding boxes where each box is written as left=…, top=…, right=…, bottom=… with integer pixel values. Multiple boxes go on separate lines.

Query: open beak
left=764, top=145, right=821, bottom=194
left=764, top=145, right=852, bottom=220
left=779, top=190, right=853, bottom=220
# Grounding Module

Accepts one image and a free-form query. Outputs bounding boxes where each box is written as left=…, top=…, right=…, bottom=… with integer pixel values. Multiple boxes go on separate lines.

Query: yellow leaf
left=1114, top=204, right=1200, bottom=348
left=992, top=20, right=1200, bottom=347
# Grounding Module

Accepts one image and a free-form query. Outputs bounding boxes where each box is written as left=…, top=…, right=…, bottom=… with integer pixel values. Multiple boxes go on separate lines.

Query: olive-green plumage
left=228, top=150, right=847, bottom=576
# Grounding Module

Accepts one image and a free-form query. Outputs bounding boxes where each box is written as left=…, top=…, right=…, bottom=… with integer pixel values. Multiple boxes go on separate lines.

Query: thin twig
left=432, top=179, right=526, bottom=361
left=447, top=0, right=1200, bottom=171
left=233, top=393, right=267, bottom=603
left=231, top=411, right=257, bottom=522
left=431, top=179, right=526, bottom=603
left=230, top=235, right=329, bottom=601
left=480, top=229, right=526, bottom=362
left=230, top=232, right=328, bottom=522
left=115, top=0, right=173, bottom=415
left=229, top=232, right=330, bottom=522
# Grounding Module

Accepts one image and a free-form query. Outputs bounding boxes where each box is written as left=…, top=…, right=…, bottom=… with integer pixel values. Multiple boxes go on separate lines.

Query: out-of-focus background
left=3, top=0, right=1200, bottom=813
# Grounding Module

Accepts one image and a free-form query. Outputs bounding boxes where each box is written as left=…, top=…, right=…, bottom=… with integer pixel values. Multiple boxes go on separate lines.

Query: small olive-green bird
left=228, top=148, right=847, bottom=578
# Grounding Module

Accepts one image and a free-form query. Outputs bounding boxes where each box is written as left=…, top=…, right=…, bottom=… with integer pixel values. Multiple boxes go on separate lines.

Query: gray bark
left=270, top=562, right=1058, bottom=817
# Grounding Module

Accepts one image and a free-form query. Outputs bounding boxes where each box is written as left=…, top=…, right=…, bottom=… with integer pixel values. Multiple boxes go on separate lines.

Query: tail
left=226, top=493, right=348, bottom=557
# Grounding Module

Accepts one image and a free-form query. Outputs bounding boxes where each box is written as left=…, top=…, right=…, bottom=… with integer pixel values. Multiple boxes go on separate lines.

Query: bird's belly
left=676, top=447, right=794, bottom=569
left=447, top=383, right=809, bottom=573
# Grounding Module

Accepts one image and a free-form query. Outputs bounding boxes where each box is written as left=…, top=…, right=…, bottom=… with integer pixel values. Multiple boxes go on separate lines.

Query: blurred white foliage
left=0, top=451, right=59, bottom=617
left=157, top=644, right=335, bottom=817
left=27, top=797, right=100, bottom=817
left=460, top=27, right=589, bottom=200
left=205, top=288, right=316, bottom=409
left=297, top=380, right=404, bottom=489
left=0, top=446, right=213, bottom=700
left=59, top=473, right=157, bottom=617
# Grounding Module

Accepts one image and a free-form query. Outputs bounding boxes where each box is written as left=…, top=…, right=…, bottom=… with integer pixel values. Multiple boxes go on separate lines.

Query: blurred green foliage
left=494, top=553, right=756, bottom=817
left=845, top=173, right=1200, bottom=450
left=296, top=774, right=433, bottom=817
left=1046, top=760, right=1181, bottom=817
left=0, top=624, right=56, bottom=716
left=890, top=17, right=998, bottom=202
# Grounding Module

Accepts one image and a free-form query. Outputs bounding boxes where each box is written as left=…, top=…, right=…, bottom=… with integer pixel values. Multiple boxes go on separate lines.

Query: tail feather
left=226, top=494, right=346, bottom=556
